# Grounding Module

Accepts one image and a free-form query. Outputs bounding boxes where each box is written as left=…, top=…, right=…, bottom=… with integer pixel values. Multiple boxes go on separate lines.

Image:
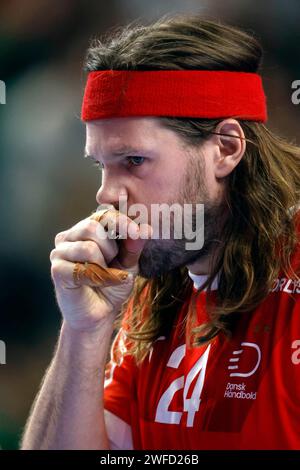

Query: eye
left=127, top=156, right=145, bottom=167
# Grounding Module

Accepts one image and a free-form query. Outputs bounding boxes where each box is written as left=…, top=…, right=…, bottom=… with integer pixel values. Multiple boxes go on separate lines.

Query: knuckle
left=95, top=222, right=107, bottom=240
left=74, top=220, right=97, bottom=241
left=55, top=231, right=66, bottom=247
left=87, top=219, right=98, bottom=236
left=49, top=248, right=57, bottom=262
left=50, top=260, right=62, bottom=280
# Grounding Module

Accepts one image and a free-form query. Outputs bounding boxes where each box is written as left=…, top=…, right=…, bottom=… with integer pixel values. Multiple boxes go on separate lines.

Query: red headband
left=81, top=70, right=267, bottom=122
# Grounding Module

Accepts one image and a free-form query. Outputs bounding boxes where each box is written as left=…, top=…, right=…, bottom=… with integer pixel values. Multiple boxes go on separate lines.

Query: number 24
left=155, top=344, right=211, bottom=427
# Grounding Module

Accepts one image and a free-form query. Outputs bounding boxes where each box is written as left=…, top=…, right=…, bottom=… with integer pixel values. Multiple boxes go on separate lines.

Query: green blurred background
left=0, top=0, right=299, bottom=449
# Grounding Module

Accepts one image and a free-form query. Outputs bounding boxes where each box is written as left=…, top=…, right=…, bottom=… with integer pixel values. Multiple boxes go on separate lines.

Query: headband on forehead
left=81, top=70, right=267, bottom=122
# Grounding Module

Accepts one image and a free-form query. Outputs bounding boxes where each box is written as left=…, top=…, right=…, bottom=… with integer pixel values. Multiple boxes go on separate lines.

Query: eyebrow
left=83, top=146, right=146, bottom=161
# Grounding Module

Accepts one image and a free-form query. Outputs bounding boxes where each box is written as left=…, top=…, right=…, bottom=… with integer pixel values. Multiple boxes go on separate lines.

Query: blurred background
left=0, top=0, right=299, bottom=449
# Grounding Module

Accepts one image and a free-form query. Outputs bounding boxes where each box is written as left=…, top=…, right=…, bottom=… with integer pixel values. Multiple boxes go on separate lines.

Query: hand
left=50, top=209, right=152, bottom=332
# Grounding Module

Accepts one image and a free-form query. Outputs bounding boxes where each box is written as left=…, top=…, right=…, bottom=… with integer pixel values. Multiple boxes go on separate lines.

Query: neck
left=186, top=255, right=211, bottom=276
left=187, top=205, right=228, bottom=275
left=186, top=242, right=223, bottom=276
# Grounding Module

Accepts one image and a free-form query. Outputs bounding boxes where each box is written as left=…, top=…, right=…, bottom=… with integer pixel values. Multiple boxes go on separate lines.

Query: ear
left=213, top=119, right=246, bottom=178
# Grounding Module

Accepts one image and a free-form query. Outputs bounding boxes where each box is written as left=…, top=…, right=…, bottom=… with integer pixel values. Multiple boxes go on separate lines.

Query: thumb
left=117, top=223, right=152, bottom=270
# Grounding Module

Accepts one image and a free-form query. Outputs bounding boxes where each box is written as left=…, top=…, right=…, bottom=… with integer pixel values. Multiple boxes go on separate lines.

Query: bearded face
left=138, top=154, right=227, bottom=278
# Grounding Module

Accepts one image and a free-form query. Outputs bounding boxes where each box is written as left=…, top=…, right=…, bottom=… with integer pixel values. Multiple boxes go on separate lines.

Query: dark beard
left=138, top=200, right=226, bottom=279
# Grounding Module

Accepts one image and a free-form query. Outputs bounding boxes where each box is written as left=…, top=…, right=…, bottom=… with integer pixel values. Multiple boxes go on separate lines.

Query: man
left=21, top=15, right=300, bottom=450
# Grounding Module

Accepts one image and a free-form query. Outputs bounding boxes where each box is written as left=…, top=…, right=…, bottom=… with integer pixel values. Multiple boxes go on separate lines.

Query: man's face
left=85, top=117, right=227, bottom=278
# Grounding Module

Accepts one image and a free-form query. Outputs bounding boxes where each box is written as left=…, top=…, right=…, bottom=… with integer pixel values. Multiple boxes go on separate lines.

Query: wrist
left=59, top=319, right=115, bottom=369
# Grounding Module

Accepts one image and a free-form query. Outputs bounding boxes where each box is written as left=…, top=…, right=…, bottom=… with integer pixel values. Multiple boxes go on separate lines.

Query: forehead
left=86, top=116, right=159, bottom=144
left=85, top=116, right=184, bottom=157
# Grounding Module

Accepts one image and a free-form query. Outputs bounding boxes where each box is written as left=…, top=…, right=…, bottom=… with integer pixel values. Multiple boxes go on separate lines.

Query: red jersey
left=103, top=215, right=300, bottom=450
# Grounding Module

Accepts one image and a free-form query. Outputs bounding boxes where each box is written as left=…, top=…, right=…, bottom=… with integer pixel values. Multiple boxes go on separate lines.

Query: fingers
left=53, top=209, right=153, bottom=280
left=118, top=223, right=153, bottom=269
left=51, top=259, right=132, bottom=289
left=94, top=209, right=140, bottom=240
left=94, top=209, right=153, bottom=269
left=50, top=240, right=107, bottom=267
left=55, top=218, right=118, bottom=264
left=50, top=240, right=131, bottom=288
left=54, top=210, right=152, bottom=267
left=73, top=262, right=132, bottom=287
left=51, top=259, right=79, bottom=289
left=56, top=210, right=139, bottom=247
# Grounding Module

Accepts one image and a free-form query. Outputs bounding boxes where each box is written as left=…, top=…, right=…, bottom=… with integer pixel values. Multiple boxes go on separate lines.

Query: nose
left=96, top=173, right=128, bottom=210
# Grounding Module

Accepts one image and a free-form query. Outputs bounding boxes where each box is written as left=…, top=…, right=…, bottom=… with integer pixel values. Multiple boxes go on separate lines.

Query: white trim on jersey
left=104, top=409, right=134, bottom=450
left=188, top=271, right=219, bottom=291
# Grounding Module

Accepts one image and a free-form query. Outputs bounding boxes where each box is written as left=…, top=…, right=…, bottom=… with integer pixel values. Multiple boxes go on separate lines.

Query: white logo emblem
left=228, top=342, right=261, bottom=377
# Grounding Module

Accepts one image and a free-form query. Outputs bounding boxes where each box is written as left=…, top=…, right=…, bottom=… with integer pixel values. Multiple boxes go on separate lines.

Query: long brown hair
left=84, top=14, right=300, bottom=365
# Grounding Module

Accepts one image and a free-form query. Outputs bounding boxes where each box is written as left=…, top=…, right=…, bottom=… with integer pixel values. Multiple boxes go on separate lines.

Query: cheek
left=204, top=164, right=223, bottom=200
left=204, top=167, right=215, bottom=190
left=129, top=157, right=186, bottom=203
left=146, top=169, right=182, bottom=201
left=200, top=144, right=221, bottom=197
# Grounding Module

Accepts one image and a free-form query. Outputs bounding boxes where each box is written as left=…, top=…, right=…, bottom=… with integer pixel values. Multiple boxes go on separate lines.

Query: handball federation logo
left=227, top=342, right=261, bottom=378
